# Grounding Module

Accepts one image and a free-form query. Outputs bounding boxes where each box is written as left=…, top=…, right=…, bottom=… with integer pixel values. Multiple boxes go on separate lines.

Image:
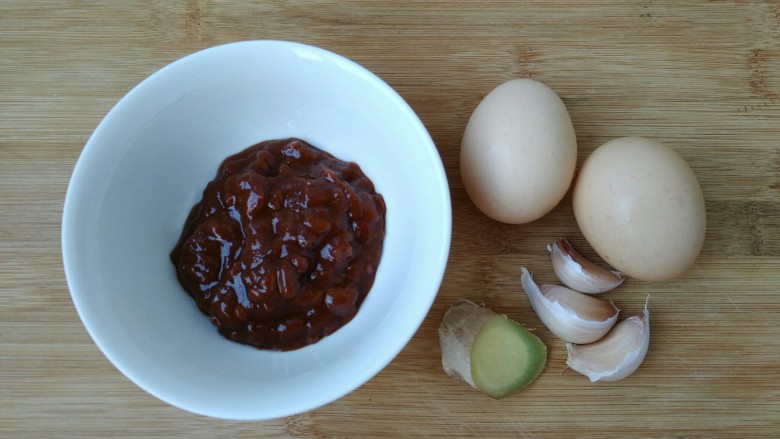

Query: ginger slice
left=439, top=299, right=547, bottom=398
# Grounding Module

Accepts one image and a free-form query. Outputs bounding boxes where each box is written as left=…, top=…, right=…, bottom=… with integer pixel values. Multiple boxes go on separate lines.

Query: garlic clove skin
left=520, top=267, right=619, bottom=344
left=548, top=239, right=625, bottom=294
left=565, top=304, right=650, bottom=382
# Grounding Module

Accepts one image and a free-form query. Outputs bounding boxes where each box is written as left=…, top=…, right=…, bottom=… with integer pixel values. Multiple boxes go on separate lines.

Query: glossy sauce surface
left=171, top=138, right=385, bottom=351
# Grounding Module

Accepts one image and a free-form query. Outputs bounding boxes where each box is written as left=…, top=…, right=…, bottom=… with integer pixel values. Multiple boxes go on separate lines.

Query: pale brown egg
left=573, top=137, right=706, bottom=281
left=461, top=79, right=577, bottom=224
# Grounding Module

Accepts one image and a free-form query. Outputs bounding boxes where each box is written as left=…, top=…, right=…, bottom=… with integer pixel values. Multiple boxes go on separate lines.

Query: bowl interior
left=62, top=41, right=451, bottom=420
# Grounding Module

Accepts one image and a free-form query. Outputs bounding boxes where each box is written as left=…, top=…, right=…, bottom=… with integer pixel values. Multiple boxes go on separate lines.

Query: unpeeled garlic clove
left=548, top=238, right=625, bottom=294
left=520, top=267, right=619, bottom=344
left=565, top=303, right=650, bottom=382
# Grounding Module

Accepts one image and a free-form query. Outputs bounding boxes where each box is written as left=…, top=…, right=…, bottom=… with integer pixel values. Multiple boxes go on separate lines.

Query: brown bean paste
left=171, top=138, right=385, bottom=351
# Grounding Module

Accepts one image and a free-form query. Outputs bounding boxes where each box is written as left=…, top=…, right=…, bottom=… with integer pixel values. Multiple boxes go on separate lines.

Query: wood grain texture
left=2, top=0, right=779, bottom=437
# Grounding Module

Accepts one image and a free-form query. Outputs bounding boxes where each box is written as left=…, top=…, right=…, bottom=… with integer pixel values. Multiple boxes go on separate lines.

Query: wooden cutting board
left=2, top=1, right=778, bottom=437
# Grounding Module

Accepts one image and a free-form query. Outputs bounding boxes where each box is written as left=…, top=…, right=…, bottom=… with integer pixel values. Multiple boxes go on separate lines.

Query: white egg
left=573, top=137, right=706, bottom=281
left=461, top=79, right=577, bottom=224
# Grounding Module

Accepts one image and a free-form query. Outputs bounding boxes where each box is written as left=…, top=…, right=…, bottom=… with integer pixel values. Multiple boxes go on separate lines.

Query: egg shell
left=460, top=79, right=577, bottom=224
left=573, top=137, right=706, bottom=282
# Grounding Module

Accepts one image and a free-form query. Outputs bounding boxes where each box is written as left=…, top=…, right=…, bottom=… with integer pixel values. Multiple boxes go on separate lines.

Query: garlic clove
left=565, top=303, right=650, bottom=382
left=548, top=238, right=625, bottom=294
left=520, top=267, right=619, bottom=344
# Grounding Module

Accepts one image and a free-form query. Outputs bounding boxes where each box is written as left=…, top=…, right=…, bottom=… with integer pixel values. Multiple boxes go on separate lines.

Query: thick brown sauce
left=170, top=138, right=385, bottom=351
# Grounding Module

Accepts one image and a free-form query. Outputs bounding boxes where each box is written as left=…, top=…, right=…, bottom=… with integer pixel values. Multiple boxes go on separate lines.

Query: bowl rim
left=61, top=39, right=452, bottom=420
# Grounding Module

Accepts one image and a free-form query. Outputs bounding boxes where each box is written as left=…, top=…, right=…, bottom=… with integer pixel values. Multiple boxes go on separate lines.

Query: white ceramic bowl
left=62, top=41, right=451, bottom=420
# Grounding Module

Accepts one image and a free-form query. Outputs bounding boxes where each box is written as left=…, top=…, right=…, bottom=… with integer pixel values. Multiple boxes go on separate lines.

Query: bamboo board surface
left=2, top=1, right=779, bottom=437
